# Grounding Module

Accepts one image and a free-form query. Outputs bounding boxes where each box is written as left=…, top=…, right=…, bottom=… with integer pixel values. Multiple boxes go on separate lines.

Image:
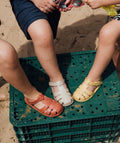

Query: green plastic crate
left=9, top=50, right=120, bottom=143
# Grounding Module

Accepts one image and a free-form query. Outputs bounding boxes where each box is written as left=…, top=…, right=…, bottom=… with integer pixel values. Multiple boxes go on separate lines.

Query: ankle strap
left=24, top=94, right=44, bottom=100
left=49, top=80, right=65, bottom=87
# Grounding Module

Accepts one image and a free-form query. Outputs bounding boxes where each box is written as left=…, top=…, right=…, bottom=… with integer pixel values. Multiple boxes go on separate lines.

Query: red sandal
left=24, top=94, right=63, bottom=117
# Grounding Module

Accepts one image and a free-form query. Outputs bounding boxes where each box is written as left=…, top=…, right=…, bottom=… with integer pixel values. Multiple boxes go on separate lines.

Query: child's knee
left=0, top=40, right=18, bottom=67
left=33, top=31, right=53, bottom=47
left=28, top=21, right=53, bottom=47
left=99, top=26, right=112, bottom=40
left=99, top=21, right=120, bottom=41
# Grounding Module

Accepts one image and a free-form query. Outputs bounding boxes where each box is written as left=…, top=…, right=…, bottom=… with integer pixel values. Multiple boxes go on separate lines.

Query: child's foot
left=73, top=78, right=102, bottom=102
left=24, top=93, right=63, bottom=117
left=49, top=80, right=74, bottom=106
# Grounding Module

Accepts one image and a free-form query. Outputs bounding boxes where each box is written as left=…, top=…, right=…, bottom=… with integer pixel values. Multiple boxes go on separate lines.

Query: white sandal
left=49, top=80, right=74, bottom=106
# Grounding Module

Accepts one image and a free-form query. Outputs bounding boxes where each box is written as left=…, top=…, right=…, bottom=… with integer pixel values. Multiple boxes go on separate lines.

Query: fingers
left=84, top=0, right=92, bottom=7
left=84, top=0, right=89, bottom=5
left=59, top=7, right=72, bottom=12
left=40, top=1, right=57, bottom=13
left=47, top=0, right=57, bottom=11
left=65, top=0, right=71, bottom=5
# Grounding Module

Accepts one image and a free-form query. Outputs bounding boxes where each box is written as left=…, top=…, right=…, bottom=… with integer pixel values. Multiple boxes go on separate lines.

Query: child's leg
left=0, top=39, right=63, bottom=117
left=0, top=39, right=38, bottom=97
left=73, top=19, right=120, bottom=102
left=10, top=0, right=73, bottom=106
left=28, top=19, right=73, bottom=106
left=28, top=19, right=63, bottom=82
left=87, top=19, right=120, bottom=81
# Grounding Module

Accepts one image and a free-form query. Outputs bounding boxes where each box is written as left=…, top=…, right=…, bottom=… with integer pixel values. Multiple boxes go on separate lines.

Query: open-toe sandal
left=24, top=94, right=63, bottom=117
left=73, top=78, right=102, bottom=102
left=49, top=80, right=74, bottom=106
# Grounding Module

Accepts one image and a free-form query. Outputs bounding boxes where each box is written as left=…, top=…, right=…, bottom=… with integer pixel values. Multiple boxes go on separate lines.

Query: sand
left=0, top=0, right=120, bottom=142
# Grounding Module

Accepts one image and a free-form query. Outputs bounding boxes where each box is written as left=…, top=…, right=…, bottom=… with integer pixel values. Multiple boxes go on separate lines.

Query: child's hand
left=84, top=0, right=118, bottom=16
left=85, top=0, right=103, bottom=9
left=30, top=0, right=57, bottom=13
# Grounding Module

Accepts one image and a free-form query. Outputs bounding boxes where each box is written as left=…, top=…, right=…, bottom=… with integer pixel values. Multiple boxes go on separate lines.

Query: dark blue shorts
left=10, top=0, right=61, bottom=39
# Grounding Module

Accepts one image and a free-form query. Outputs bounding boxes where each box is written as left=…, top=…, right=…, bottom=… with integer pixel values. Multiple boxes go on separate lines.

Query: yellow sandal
left=73, top=78, right=102, bottom=102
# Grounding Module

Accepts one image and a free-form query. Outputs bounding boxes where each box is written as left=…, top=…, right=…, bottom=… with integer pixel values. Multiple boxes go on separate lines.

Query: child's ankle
left=86, top=76, right=101, bottom=82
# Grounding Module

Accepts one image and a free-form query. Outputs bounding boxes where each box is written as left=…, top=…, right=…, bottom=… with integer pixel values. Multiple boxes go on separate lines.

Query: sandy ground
left=0, top=0, right=120, bottom=143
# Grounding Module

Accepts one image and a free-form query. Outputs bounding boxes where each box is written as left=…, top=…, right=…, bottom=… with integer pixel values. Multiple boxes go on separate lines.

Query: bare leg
left=87, top=19, right=120, bottom=81
left=28, top=19, right=63, bottom=82
left=28, top=19, right=73, bottom=106
left=73, top=19, right=120, bottom=102
left=0, top=39, right=63, bottom=116
left=0, top=39, right=39, bottom=98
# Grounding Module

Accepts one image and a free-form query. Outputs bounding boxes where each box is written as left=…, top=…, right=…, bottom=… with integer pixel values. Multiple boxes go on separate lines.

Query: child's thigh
left=28, top=19, right=54, bottom=41
left=10, top=0, right=60, bottom=39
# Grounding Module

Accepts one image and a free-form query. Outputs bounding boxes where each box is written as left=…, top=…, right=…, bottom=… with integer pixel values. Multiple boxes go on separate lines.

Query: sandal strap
left=24, top=94, right=44, bottom=105
left=49, top=80, right=65, bottom=87
left=85, top=78, right=102, bottom=86
left=25, top=94, right=63, bottom=117
left=53, top=88, right=70, bottom=97
left=73, top=78, right=103, bottom=102
left=49, top=80, right=70, bottom=97
left=49, top=80, right=73, bottom=106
